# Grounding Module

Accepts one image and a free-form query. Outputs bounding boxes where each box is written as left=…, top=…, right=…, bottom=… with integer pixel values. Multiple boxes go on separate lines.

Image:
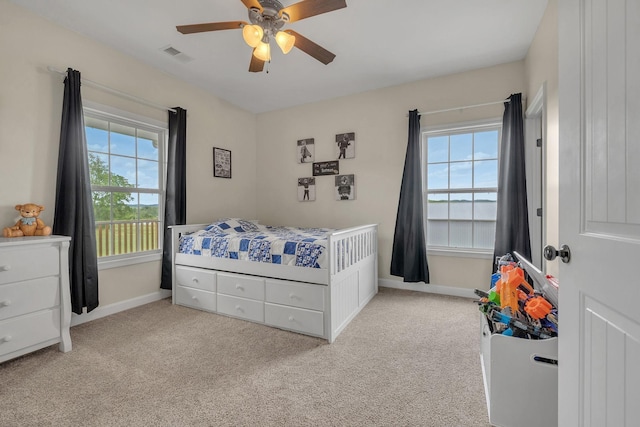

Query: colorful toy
left=3, top=204, right=52, bottom=238
left=496, top=265, right=534, bottom=315
left=525, top=295, right=553, bottom=320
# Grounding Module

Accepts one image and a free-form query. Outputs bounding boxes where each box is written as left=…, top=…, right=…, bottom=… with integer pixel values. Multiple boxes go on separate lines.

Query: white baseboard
left=70, top=289, right=172, bottom=327
left=379, top=278, right=476, bottom=299
left=69, top=282, right=474, bottom=327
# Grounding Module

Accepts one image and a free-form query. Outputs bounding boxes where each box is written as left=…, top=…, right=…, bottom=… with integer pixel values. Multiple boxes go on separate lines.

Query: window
left=84, top=106, right=166, bottom=264
left=422, top=120, right=501, bottom=252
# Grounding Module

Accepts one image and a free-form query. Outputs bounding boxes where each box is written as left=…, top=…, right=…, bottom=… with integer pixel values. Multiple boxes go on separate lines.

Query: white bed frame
left=170, top=224, right=378, bottom=343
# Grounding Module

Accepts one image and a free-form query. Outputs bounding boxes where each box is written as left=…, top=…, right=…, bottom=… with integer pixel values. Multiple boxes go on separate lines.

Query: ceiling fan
left=176, top=0, right=347, bottom=72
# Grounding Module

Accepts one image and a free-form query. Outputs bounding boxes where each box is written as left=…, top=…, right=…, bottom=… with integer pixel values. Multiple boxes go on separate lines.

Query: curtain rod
left=413, top=99, right=510, bottom=117
left=47, top=66, right=177, bottom=113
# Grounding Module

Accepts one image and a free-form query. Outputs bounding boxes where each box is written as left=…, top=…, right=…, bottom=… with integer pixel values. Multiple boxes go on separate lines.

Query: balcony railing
left=95, top=221, right=160, bottom=257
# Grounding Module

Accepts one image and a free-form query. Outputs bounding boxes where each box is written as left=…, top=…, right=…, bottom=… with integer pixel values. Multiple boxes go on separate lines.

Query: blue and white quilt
left=178, top=219, right=332, bottom=269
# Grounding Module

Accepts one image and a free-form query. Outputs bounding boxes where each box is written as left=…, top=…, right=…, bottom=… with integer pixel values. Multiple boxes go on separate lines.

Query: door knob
left=543, top=244, right=571, bottom=263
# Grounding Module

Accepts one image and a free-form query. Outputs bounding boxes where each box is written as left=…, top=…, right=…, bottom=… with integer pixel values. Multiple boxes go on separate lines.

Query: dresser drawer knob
left=191, top=277, right=199, bottom=284
left=191, top=295, right=198, bottom=300
left=288, top=315, right=294, bottom=322
left=0, top=300, right=11, bottom=307
left=235, top=284, right=243, bottom=290
left=235, top=305, right=243, bottom=313
left=0, top=265, right=10, bottom=272
left=1, top=335, right=12, bottom=343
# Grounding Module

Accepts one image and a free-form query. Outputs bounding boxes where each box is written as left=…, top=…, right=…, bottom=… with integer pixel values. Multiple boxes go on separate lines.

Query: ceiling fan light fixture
left=242, top=24, right=264, bottom=48
left=275, top=31, right=295, bottom=54
left=254, top=40, right=271, bottom=62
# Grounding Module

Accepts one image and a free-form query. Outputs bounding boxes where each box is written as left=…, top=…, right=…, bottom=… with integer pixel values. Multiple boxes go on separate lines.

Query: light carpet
left=0, top=287, right=490, bottom=426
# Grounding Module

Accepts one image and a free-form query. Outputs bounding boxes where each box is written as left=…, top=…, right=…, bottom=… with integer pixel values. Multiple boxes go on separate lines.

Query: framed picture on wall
left=335, top=132, right=355, bottom=159
left=312, top=160, right=339, bottom=176
left=297, top=177, right=316, bottom=201
left=297, top=138, right=315, bottom=164
left=213, top=147, right=231, bottom=178
left=335, top=174, right=355, bottom=200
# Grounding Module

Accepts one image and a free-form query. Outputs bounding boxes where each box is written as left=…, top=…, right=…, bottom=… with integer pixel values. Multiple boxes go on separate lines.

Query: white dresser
left=0, top=236, right=72, bottom=363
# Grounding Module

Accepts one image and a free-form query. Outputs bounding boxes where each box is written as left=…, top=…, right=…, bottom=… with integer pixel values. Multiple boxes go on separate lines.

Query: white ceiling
left=11, top=0, right=549, bottom=114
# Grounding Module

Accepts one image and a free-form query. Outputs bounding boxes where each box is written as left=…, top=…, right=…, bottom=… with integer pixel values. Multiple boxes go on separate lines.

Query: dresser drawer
left=218, top=273, right=264, bottom=300
left=265, top=303, right=324, bottom=337
left=0, top=277, right=59, bottom=321
left=0, top=308, right=61, bottom=357
left=0, top=245, right=59, bottom=285
left=175, top=285, right=216, bottom=312
left=265, top=279, right=325, bottom=311
left=175, top=266, right=216, bottom=292
left=217, top=294, right=264, bottom=323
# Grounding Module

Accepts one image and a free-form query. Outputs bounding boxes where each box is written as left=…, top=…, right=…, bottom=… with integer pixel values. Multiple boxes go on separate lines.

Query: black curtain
left=390, top=109, right=430, bottom=283
left=53, top=68, right=99, bottom=314
left=160, top=107, right=187, bottom=290
left=493, top=93, right=531, bottom=268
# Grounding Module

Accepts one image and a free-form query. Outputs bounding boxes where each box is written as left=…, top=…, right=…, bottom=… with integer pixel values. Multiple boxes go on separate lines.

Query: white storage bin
left=480, top=314, right=558, bottom=427
left=480, top=252, right=559, bottom=427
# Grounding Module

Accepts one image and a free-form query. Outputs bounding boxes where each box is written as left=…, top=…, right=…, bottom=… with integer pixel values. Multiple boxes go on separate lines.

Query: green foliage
left=89, top=153, right=135, bottom=221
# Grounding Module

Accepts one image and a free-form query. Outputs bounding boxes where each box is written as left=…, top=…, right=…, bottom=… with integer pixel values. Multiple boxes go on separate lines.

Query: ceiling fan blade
left=281, top=0, right=347, bottom=23
left=249, top=50, right=265, bottom=72
left=285, top=30, right=336, bottom=65
left=176, top=21, right=246, bottom=34
left=240, top=0, right=262, bottom=10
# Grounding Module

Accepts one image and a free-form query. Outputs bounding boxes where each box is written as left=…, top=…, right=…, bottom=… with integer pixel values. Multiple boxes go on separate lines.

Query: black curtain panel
left=390, top=109, right=430, bottom=283
left=493, top=93, right=532, bottom=268
left=160, top=107, right=187, bottom=290
left=53, top=68, right=99, bottom=314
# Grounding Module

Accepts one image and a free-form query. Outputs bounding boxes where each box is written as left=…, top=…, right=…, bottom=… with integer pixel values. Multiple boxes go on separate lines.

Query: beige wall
left=256, top=61, right=527, bottom=291
left=525, top=0, right=559, bottom=277
left=1, top=0, right=559, bottom=305
left=0, top=1, right=258, bottom=307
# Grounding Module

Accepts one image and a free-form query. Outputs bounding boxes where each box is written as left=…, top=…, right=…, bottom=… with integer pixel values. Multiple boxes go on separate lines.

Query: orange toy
left=525, top=296, right=553, bottom=320
left=497, top=265, right=534, bottom=314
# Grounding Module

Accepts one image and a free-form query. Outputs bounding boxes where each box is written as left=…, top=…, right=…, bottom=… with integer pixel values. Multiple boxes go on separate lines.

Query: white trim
left=427, top=248, right=494, bottom=259
left=97, top=252, right=162, bottom=270
left=524, top=82, right=547, bottom=271
left=379, top=278, right=476, bottom=299
left=70, top=289, right=171, bottom=326
left=421, top=117, right=502, bottom=134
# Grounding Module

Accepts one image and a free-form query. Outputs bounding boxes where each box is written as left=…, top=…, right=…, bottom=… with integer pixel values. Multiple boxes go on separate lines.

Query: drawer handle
left=0, top=300, right=11, bottom=307
left=1, top=335, right=12, bottom=343
left=235, top=284, right=243, bottom=291
left=191, top=296, right=198, bottom=300
left=235, top=305, right=244, bottom=313
left=288, top=315, right=294, bottom=322
left=0, top=265, right=10, bottom=272
left=191, top=277, right=199, bottom=283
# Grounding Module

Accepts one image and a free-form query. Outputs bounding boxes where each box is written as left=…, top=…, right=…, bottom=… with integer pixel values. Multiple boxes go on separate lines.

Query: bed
left=170, top=219, right=378, bottom=343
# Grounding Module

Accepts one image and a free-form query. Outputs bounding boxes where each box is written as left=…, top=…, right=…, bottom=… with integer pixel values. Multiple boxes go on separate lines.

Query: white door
left=559, top=0, right=640, bottom=426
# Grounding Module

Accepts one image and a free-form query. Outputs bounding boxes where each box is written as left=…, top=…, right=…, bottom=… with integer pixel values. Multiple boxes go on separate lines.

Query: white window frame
left=83, top=101, right=167, bottom=270
left=421, top=118, right=502, bottom=259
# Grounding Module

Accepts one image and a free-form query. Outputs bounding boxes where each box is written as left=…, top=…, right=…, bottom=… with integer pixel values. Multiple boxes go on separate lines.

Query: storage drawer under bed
left=265, top=279, right=325, bottom=311
left=175, top=266, right=216, bottom=292
left=217, top=272, right=265, bottom=300
left=175, top=285, right=216, bottom=312
left=217, top=294, right=264, bottom=323
left=265, top=303, right=324, bottom=337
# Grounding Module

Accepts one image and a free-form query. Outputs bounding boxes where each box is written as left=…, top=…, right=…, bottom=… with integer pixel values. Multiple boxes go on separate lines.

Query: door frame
left=525, top=83, right=547, bottom=271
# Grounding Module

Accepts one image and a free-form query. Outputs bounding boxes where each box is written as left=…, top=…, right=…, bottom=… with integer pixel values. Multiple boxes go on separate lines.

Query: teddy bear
left=3, top=204, right=52, bottom=238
